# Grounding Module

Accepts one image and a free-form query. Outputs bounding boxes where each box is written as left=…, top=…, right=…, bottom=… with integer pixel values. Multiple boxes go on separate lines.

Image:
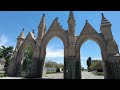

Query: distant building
left=46, top=67, right=56, bottom=72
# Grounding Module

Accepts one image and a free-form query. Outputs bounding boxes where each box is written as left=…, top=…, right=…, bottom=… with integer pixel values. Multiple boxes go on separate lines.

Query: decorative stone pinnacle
left=86, top=20, right=88, bottom=23
left=68, top=11, right=75, bottom=22
left=101, top=13, right=105, bottom=18
left=32, top=29, right=34, bottom=34
left=55, top=17, right=58, bottom=21
left=22, top=28, right=24, bottom=32
left=43, top=13, right=45, bottom=17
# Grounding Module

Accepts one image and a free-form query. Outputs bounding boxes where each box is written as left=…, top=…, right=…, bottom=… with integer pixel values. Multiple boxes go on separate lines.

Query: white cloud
left=92, top=57, right=102, bottom=60
left=81, top=57, right=88, bottom=60
left=46, top=48, right=64, bottom=57
left=0, top=34, right=8, bottom=47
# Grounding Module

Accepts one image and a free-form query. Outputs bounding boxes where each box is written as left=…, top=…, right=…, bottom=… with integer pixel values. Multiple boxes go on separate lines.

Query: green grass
left=0, top=71, right=5, bottom=77
left=46, top=71, right=63, bottom=74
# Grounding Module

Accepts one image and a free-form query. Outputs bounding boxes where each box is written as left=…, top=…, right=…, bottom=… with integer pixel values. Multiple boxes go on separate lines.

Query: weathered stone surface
left=7, top=11, right=120, bottom=79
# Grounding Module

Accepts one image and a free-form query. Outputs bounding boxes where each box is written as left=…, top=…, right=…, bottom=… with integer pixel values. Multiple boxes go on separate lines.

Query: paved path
left=43, top=71, right=104, bottom=79
left=43, top=73, right=63, bottom=79
left=0, top=71, right=104, bottom=79
left=81, top=71, right=104, bottom=79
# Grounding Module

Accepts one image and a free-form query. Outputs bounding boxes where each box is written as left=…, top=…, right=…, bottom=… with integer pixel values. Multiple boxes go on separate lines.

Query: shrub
left=56, top=68, right=60, bottom=72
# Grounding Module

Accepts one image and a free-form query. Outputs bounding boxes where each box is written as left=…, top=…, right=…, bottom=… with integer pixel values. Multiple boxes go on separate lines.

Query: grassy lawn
left=0, top=71, right=5, bottom=77
left=46, top=71, right=63, bottom=74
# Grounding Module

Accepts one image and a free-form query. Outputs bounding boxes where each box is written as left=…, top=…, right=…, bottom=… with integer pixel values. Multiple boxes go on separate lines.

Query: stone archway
left=76, top=34, right=107, bottom=79
left=14, top=42, right=35, bottom=76
left=39, top=19, right=68, bottom=78
left=7, top=32, right=36, bottom=76
left=8, top=11, right=120, bottom=79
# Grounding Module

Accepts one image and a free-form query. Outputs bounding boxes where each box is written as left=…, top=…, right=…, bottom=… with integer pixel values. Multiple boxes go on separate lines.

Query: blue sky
left=0, top=11, right=120, bottom=69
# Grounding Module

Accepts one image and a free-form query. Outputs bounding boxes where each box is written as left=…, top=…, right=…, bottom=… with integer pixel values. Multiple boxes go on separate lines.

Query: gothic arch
left=7, top=11, right=120, bottom=79
left=40, top=19, right=68, bottom=58
left=17, top=33, right=36, bottom=64
left=75, top=26, right=108, bottom=79
left=39, top=20, right=68, bottom=77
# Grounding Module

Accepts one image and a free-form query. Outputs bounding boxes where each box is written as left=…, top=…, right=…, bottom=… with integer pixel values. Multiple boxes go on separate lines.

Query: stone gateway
left=7, top=11, right=120, bottom=79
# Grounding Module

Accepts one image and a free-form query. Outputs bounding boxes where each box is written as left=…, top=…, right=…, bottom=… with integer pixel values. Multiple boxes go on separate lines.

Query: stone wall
left=105, top=59, right=120, bottom=79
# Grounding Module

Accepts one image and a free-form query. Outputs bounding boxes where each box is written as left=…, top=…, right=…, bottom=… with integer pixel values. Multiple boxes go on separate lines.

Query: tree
left=86, top=57, right=92, bottom=71
left=89, top=60, right=103, bottom=72
left=81, top=67, right=84, bottom=71
left=45, top=60, right=58, bottom=68
left=0, top=46, right=14, bottom=74
left=45, top=60, right=64, bottom=68
left=20, top=46, right=33, bottom=77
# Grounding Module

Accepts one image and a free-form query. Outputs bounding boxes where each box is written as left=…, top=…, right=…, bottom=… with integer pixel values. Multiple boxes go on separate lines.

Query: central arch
left=39, top=27, right=68, bottom=78
left=76, top=34, right=108, bottom=79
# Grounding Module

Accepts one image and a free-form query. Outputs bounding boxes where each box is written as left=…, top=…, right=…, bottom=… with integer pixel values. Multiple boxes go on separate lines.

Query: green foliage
left=45, top=60, right=57, bottom=68
left=20, top=46, right=33, bottom=77
left=45, top=60, right=64, bottom=73
left=81, top=67, right=84, bottom=71
left=45, top=60, right=63, bottom=69
left=56, top=68, right=60, bottom=72
left=0, top=46, right=14, bottom=74
left=89, top=60, right=103, bottom=72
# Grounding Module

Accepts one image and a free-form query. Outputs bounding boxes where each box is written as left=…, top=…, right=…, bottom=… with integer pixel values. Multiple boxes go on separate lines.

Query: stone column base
left=64, top=56, right=76, bottom=79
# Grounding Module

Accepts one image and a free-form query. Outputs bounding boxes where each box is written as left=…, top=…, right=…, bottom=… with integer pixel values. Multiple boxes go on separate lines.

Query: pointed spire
left=80, top=20, right=98, bottom=35
left=86, top=20, right=88, bottom=23
left=101, top=13, right=111, bottom=27
left=68, top=11, right=75, bottom=23
left=38, top=13, right=46, bottom=29
left=17, top=28, right=25, bottom=39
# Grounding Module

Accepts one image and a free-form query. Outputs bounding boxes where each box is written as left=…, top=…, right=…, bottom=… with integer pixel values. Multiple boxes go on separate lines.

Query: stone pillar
left=7, top=58, right=17, bottom=76
left=30, top=57, right=41, bottom=78
left=64, top=56, right=76, bottom=79
left=75, top=60, right=81, bottom=79
left=105, top=55, right=120, bottom=79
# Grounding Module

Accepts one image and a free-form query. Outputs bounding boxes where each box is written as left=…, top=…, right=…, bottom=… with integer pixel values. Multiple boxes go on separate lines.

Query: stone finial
left=32, top=29, right=34, bottom=34
left=68, top=11, right=75, bottom=23
left=17, top=28, right=25, bottom=39
left=86, top=20, right=88, bottom=23
left=43, top=13, right=45, bottom=17
left=22, top=28, right=24, bottom=32
left=101, top=13, right=111, bottom=27
left=101, top=13, right=105, bottom=18
left=55, top=17, right=59, bottom=21
left=38, top=13, right=46, bottom=28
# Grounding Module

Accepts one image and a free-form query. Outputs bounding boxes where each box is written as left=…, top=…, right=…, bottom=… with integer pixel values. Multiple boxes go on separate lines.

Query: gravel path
left=0, top=71, right=104, bottom=79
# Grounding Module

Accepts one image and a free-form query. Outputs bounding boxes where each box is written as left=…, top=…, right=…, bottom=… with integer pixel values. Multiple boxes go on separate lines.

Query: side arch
left=17, top=38, right=35, bottom=63
left=15, top=37, right=35, bottom=76
left=75, top=34, right=108, bottom=79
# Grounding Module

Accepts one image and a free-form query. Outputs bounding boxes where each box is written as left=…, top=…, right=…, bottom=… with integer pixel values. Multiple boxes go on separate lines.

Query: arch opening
left=80, top=40, right=104, bottom=79
left=75, top=34, right=108, bottom=79
left=16, top=45, right=34, bottom=77
left=42, top=37, right=64, bottom=79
